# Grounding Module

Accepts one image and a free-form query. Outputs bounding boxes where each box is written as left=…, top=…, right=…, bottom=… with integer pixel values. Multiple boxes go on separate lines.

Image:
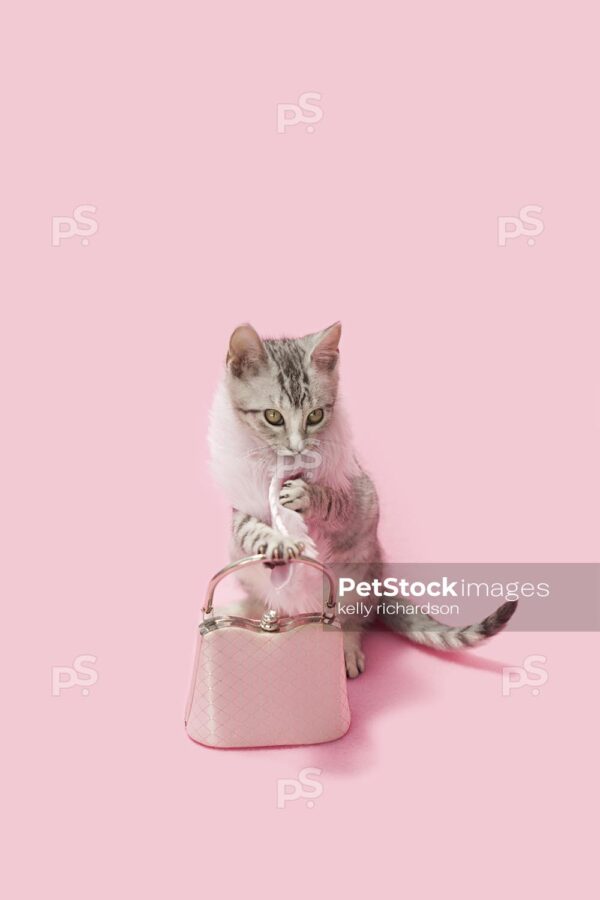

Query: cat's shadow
left=296, top=628, right=511, bottom=775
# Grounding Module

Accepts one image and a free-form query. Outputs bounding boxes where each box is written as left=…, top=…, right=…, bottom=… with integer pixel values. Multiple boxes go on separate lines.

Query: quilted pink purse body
left=185, top=555, right=351, bottom=748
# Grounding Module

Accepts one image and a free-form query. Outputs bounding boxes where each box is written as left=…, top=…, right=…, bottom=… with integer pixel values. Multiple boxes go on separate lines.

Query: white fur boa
left=208, top=378, right=357, bottom=614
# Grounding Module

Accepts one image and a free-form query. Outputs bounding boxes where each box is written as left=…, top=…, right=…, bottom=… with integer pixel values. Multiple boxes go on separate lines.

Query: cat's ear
left=309, top=322, right=342, bottom=372
left=227, top=324, right=267, bottom=377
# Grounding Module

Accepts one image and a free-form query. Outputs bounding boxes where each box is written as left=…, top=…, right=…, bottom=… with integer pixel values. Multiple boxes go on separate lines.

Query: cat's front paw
left=257, top=534, right=305, bottom=561
left=343, top=632, right=366, bottom=678
left=279, top=478, right=311, bottom=513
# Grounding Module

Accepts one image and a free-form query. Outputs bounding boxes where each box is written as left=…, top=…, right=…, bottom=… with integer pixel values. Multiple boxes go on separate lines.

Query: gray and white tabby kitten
left=214, top=322, right=517, bottom=677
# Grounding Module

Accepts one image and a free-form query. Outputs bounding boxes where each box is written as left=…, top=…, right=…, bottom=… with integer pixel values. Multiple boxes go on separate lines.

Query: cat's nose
left=287, top=436, right=305, bottom=453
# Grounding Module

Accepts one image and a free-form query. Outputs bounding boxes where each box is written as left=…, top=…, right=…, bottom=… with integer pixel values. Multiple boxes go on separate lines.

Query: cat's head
left=224, top=322, right=341, bottom=455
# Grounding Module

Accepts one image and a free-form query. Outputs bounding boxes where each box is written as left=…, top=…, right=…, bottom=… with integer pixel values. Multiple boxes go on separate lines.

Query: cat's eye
left=264, top=409, right=284, bottom=426
left=307, top=408, right=324, bottom=425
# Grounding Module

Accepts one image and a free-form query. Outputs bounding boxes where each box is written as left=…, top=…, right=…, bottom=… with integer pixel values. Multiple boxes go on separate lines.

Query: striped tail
left=379, top=600, right=518, bottom=650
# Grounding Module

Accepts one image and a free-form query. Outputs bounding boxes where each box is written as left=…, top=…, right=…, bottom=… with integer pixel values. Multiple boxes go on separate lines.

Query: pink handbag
left=185, top=554, right=351, bottom=748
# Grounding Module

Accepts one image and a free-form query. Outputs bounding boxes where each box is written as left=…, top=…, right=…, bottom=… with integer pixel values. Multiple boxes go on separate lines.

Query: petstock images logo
left=328, top=563, right=600, bottom=633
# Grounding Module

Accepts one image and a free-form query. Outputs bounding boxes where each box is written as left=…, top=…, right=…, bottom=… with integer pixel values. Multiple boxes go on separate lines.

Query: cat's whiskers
left=308, top=437, right=343, bottom=449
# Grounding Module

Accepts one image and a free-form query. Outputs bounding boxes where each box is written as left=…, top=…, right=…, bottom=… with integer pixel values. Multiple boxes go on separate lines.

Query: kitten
left=209, top=322, right=517, bottom=677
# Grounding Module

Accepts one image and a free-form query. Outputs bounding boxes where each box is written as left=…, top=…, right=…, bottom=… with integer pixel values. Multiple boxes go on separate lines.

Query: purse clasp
left=259, top=609, right=280, bottom=631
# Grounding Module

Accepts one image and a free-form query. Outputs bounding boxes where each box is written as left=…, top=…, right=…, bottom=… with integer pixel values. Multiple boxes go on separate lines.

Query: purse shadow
left=298, top=628, right=512, bottom=775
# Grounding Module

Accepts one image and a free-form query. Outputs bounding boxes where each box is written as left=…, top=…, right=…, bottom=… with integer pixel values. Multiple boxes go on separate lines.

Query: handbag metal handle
left=203, top=554, right=337, bottom=621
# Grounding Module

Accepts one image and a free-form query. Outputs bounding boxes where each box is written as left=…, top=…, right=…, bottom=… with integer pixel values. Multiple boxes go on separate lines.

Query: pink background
left=2, top=2, right=598, bottom=898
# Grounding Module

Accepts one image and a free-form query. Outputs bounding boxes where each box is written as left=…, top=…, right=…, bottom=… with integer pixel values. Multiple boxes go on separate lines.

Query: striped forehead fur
left=263, top=338, right=312, bottom=407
